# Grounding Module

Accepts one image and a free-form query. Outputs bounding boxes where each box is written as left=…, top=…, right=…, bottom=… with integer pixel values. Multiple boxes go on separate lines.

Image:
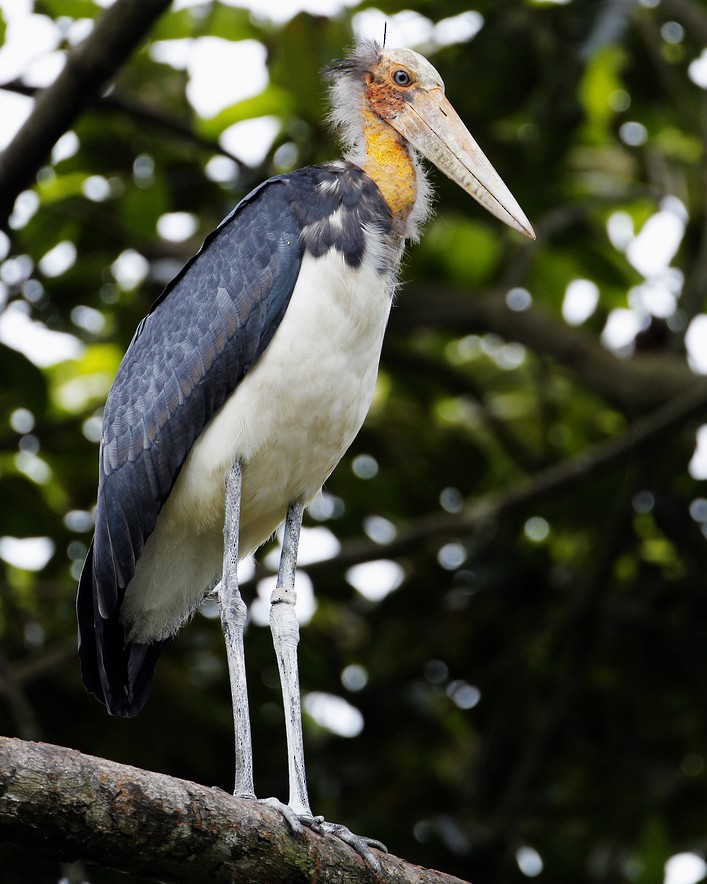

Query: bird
left=77, top=40, right=534, bottom=860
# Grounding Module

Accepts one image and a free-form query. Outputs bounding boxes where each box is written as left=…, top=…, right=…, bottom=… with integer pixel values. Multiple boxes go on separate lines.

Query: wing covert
left=93, top=178, right=304, bottom=616
left=77, top=162, right=388, bottom=716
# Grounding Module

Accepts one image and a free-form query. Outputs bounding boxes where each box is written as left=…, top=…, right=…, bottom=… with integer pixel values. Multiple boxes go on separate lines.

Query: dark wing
left=77, top=162, right=393, bottom=718
left=78, top=175, right=305, bottom=716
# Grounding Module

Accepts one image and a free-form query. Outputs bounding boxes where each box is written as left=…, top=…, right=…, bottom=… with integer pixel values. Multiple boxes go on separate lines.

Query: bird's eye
left=393, top=69, right=411, bottom=86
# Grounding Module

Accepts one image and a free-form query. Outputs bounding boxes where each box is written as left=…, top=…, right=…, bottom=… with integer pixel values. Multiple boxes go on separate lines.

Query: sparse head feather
left=324, top=40, right=382, bottom=156
left=325, top=42, right=446, bottom=149
left=325, top=41, right=445, bottom=92
left=324, top=39, right=382, bottom=82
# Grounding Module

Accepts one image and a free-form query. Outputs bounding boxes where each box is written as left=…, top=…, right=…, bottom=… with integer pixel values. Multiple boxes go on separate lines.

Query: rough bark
left=0, top=737, right=469, bottom=884
left=0, top=0, right=173, bottom=229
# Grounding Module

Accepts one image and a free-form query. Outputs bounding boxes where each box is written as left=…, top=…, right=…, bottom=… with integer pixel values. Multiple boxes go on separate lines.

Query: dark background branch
left=392, top=285, right=699, bottom=412
left=238, top=380, right=707, bottom=597
left=0, top=80, right=244, bottom=169
left=0, top=0, right=173, bottom=229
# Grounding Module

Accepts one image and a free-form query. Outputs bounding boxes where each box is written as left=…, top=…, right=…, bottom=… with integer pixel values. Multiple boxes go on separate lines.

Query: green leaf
left=578, top=45, right=627, bottom=143
left=48, top=343, right=122, bottom=415
left=118, top=173, right=170, bottom=240
left=151, top=3, right=258, bottom=42
left=417, top=215, right=503, bottom=285
left=37, top=172, right=88, bottom=205
left=36, top=0, right=100, bottom=19
left=198, top=84, right=293, bottom=134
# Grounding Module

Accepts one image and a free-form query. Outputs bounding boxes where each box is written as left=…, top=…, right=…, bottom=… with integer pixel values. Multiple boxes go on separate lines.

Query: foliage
left=2, top=1, right=707, bottom=882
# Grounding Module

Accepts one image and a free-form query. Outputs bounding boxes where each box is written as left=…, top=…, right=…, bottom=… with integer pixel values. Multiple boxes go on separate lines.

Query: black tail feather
left=77, top=539, right=164, bottom=718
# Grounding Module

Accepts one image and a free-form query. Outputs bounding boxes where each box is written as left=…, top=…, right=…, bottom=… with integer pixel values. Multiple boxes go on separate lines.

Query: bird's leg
left=218, top=474, right=305, bottom=834
left=269, top=500, right=312, bottom=817
left=267, top=501, right=387, bottom=868
left=218, top=459, right=255, bottom=800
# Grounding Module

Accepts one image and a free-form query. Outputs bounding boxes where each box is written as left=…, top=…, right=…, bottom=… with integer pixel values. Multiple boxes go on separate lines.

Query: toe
left=258, top=797, right=305, bottom=835
left=302, top=817, right=387, bottom=869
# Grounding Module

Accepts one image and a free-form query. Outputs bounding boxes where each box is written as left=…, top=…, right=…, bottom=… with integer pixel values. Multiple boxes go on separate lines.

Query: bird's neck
left=359, top=105, right=418, bottom=231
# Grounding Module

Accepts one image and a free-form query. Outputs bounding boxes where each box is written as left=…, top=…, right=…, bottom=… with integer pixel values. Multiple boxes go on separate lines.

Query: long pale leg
left=269, top=501, right=387, bottom=866
left=217, top=460, right=255, bottom=799
left=269, top=501, right=311, bottom=816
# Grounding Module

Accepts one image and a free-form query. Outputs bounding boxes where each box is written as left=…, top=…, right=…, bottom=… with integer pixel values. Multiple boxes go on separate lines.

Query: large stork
left=78, top=41, right=534, bottom=858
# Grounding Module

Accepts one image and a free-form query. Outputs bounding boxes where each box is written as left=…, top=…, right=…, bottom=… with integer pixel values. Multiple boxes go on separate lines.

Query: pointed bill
left=389, top=87, right=535, bottom=239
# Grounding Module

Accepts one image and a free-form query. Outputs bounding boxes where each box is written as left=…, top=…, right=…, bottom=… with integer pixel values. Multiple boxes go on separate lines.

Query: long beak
left=389, top=88, right=535, bottom=239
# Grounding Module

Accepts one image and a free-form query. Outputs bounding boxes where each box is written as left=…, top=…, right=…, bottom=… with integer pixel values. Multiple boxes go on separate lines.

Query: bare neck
left=359, top=106, right=418, bottom=233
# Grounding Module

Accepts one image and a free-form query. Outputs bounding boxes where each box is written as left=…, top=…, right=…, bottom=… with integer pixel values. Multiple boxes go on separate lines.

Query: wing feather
left=79, top=176, right=305, bottom=714
left=77, top=162, right=389, bottom=716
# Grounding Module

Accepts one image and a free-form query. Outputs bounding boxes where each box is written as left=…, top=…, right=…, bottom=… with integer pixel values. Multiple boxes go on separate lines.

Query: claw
left=254, top=798, right=386, bottom=870
left=300, top=815, right=387, bottom=870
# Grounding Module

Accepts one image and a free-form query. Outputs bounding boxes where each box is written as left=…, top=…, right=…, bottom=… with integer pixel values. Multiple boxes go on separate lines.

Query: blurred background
left=1, top=0, right=707, bottom=881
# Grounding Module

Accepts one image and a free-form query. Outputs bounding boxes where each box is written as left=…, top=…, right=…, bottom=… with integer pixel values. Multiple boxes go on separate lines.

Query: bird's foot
left=257, top=796, right=306, bottom=834
left=301, top=815, right=387, bottom=870
left=257, top=798, right=386, bottom=870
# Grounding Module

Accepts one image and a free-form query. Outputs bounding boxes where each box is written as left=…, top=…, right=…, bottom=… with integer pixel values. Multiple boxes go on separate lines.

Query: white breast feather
left=120, top=244, right=397, bottom=642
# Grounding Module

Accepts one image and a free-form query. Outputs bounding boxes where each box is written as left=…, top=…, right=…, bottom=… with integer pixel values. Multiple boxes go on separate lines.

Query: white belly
left=120, top=249, right=395, bottom=642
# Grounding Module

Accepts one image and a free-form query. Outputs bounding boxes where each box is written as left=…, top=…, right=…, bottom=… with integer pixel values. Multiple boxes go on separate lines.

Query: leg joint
left=271, top=587, right=297, bottom=606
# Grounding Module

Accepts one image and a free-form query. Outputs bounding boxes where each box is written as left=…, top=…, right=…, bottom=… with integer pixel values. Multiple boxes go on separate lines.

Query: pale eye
left=393, top=69, right=411, bottom=86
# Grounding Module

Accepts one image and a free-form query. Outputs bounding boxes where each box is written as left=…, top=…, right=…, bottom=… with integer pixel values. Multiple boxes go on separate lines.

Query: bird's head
left=327, top=41, right=534, bottom=240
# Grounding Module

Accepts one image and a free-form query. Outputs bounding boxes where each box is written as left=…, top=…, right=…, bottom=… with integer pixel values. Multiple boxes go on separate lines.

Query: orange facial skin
left=360, top=64, right=419, bottom=230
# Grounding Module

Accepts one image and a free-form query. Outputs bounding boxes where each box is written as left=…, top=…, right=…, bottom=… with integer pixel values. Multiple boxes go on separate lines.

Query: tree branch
left=383, top=342, right=545, bottom=472
left=236, top=379, right=707, bottom=597
left=0, top=0, right=173, bottom=229
left=392, top=284, right=699, bottom=413
left=0, top=80, right=245, bottom=169
left=0, top=737, right=469, bottom=884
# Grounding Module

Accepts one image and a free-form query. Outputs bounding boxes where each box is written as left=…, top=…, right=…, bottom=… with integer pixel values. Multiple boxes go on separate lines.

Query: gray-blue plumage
left=78, top=162, right=392, bottom=717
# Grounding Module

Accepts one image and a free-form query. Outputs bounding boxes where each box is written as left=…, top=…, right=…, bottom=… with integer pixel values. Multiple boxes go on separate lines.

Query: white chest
left=169, top=247, right=395, bottom=551
left=122, top=245, right=399, bottom=641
